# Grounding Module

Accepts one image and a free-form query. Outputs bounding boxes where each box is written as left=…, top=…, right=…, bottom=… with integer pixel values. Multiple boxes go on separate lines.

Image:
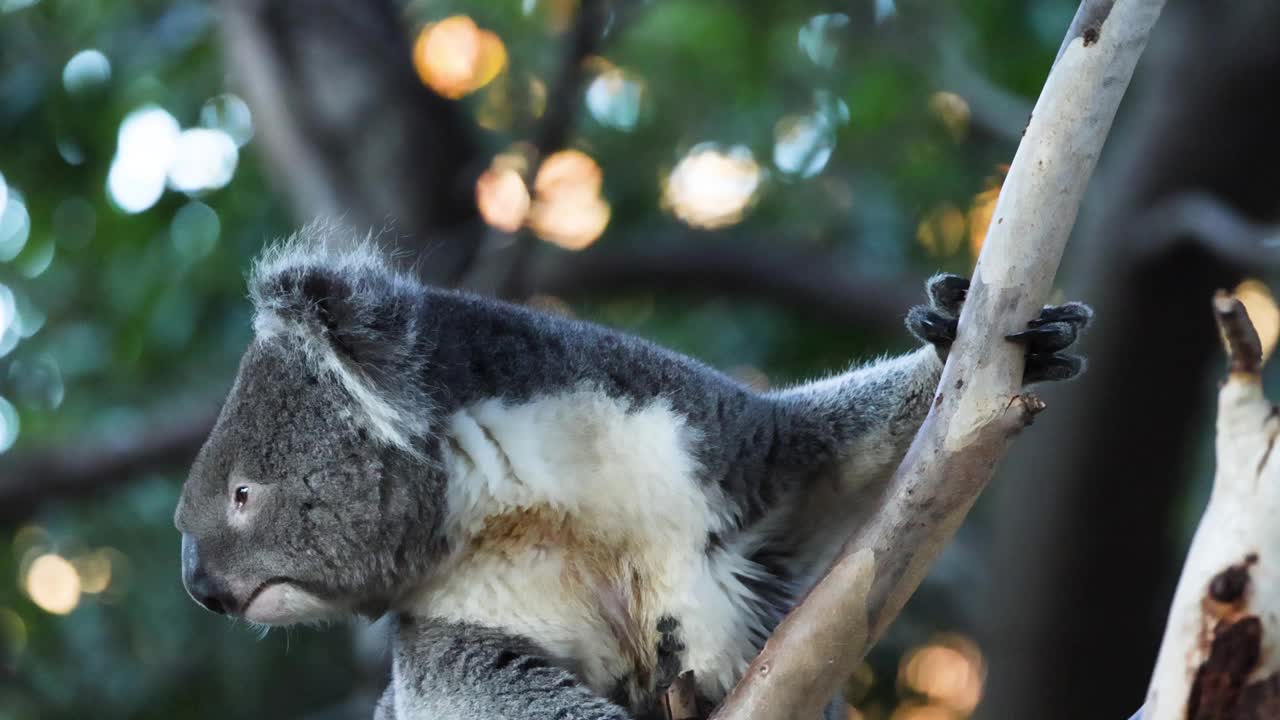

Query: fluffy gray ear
left=249, top=234, right=429, bottom=389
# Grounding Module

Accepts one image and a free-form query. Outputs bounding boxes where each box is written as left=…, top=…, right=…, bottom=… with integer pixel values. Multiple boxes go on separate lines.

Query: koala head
left=174, top=233, right=445, bottom=626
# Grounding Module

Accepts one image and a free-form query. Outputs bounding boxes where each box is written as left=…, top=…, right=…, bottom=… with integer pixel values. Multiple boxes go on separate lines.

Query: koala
left=174, top=224, right=1090, bottom=720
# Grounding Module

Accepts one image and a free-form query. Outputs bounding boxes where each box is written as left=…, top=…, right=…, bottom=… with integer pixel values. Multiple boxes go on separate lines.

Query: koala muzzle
left=181, top=534, right=239, bottom=616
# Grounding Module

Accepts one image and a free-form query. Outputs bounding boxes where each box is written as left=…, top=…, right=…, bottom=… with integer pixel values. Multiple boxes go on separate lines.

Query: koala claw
left=908, top=274, right=1092, bottom=385
left=926, top=273, right=969, bottom=317
left=1005, top=321, right=1079, bottom=354
left=1027, top=301, right=1093, bottom=328
left=1008, top=302, right=1092, bottom=383
left=905, top=306, right=959, bottom=347
left=1023, top=353, right=1086, bottom=384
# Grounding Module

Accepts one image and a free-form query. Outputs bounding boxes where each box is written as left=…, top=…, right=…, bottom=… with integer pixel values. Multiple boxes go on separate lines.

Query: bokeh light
left=107, top=105, right=180, bottom=214
left=929, top=91, right=971, bottom=142
left=0, top=282, right=18, bottom=360
left=8, top=353, right=65, bottom=411
left=108, top=105, right=239, bottom=212
left=412, top=16, right=507, bottom=100
left=917, top=204, right=966, bottom=257
left=0, top=188, right=30, bottom=261
left=968, top=166, right=1007, bottom=259
left=898, top=634, right=986, bottom=714
left=529, top=149, right=610, bottom=250
left=168, top=128, right=238, bottom=193
left=475, top=148, right=610, bottom=249
left=62, top=49, right=111, bottom=94
left=586, top=61, right=645, bottom=131
left=24, top=553, right=81, bottom=615
left=774, top=113, right=836, bottom=178
left=0, top=282, right=13, bottom=337
left=8, top=286, right=44, bottom=340
left=798, top=13, right=850, bottom=68
left=72, top=549, right=115, bottom=594
left=476, top=156, right=532, bottom=233
left=200, top=93, right=254, bottom=147
left=663, top=143, right=763, bottom=229
left=1234, top=278, right=1280, bottom=362
left=0, top=169, right=8, bottom=217
left=0, top=394, right=19, bottom=452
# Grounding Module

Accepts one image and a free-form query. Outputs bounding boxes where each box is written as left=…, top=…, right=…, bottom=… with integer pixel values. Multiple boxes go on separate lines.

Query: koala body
left=175, top=226, right=1089, bottom=719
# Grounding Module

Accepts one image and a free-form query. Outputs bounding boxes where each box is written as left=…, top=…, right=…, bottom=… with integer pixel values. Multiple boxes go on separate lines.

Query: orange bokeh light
left=413, top=16, right=507, bottom=100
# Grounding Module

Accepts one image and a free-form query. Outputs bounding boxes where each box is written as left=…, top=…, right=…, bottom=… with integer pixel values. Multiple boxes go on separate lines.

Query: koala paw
left=905, top=273, right=967, bottom=350
left=905, top=274, right=1093, bottom=385
left=1007, top=301, right=1092, bottom=384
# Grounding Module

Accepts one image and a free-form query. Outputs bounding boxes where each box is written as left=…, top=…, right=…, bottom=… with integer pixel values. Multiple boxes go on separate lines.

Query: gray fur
left=379, top=618, right=630, bottom=720
left=174, top=224, right=1089, bottom=719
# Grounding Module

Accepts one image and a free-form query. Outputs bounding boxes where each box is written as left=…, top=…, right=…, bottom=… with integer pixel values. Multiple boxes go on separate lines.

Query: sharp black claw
left=1023, top=353, right=1085, bottom=384
left=906, top=305, right=958, bottom=346
left=1008, top=321, right=1079, bottom=354
left=1029, top=302, right=1094, bottom=328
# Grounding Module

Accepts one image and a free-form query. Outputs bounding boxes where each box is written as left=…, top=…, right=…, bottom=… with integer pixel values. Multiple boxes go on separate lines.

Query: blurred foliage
left=0, top=0, right=1082, bottom=718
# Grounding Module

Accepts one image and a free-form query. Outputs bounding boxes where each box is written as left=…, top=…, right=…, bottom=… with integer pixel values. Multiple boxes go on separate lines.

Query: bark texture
left=1143, top=295, right=1280, bottom=720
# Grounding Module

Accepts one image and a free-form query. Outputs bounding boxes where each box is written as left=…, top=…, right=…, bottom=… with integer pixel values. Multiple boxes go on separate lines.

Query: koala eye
left=233, top=485, right=250, bottom=509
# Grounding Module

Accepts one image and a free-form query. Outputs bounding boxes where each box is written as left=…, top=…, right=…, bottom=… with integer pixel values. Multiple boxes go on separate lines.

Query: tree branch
left=1143, top=294, right=1280, bottom=719
left=1137, top=191, right=1280, bottom=270
left=0, top=411, right=217, bottom=522
left=712, top=2, right=1167, bottom=718
left=529, top=241, right=920, bottom=336
left=219, top=0, right=485, bottom=285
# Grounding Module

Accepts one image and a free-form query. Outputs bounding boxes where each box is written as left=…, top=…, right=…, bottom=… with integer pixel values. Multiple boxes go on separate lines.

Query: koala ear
left=251, top=243, right=426, bottom=382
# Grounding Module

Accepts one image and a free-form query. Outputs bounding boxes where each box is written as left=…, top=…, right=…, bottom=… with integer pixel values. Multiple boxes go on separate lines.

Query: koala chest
left=407, top=389, right=769, bottom=709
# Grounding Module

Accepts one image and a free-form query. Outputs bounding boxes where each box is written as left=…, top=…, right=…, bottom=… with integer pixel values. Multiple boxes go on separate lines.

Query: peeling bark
left=1143, top=295, right=1280, bottom=720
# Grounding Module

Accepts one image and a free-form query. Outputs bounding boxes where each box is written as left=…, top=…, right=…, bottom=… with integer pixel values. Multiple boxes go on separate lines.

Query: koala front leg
left=385, top=616, right=631, bottom=720
left=767, top=274, right=1091, bottom=586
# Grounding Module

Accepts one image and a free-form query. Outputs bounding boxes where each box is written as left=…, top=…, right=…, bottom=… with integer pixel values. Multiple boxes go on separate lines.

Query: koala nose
left=181, top=534, right=239, bottom=616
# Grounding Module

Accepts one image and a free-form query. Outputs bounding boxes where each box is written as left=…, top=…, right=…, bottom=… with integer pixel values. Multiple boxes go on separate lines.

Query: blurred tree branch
left=531, top=240, right=919, bottom=336
left=219, top=0, right=485, bottom=285
left=0, top=411, right=218, bottom=522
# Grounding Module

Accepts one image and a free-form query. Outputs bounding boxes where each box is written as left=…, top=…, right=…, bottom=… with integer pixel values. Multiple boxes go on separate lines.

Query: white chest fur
left=403, top=388, right=771, bottom=701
